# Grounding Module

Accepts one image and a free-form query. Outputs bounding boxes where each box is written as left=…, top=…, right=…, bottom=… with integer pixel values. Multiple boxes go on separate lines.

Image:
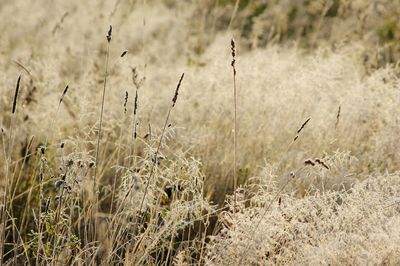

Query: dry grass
left=1, top=0, right=400, bottom=265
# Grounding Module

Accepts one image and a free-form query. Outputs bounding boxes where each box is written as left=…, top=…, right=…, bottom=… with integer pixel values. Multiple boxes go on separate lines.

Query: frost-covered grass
left=1, top=0, right=400, bottom=265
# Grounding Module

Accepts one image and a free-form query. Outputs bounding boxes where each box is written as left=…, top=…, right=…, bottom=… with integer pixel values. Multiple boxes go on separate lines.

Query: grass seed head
left=172, top=73, right=185, bottom=107
left=12, top=75, right=21, bottom=114
left=107, top=25, right=112, bottom=43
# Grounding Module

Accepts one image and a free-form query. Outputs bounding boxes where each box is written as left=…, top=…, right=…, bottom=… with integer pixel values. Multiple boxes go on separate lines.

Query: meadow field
left=1, top=0, right=400, bottom=265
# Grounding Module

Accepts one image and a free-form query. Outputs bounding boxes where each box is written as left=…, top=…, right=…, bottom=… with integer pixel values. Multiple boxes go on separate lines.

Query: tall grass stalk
left=137, top=73, right=184, bottom=216
left=93, top=25, right=112, bottom=241
left=231, top=39, right=238, bottom=207
left=1, top=75, right=21, bottom=265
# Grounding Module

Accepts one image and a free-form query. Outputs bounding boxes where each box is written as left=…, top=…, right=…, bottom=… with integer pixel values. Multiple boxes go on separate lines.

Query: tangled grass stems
left=103, top=74, right=183, bottom=264
left=237, top=167, right=302, bottom=265
left=137, top=72, right=184, bottom=216
left=4, top=2, right=400, bottom=264
left=129, top=73, right=185, bottom=257
left=1, top=74, right=21, bottom=265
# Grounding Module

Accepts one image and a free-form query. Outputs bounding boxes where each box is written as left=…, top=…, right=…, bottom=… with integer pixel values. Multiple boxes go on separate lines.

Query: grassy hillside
left=1, top=0, right=400, bottom=264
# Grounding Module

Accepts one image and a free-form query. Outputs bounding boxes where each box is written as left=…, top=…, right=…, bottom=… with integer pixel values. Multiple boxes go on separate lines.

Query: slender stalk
left=130, top=87, right=139, bottom=166
left=231, top=39, right=237, bottom=207
left=228, top=0, right=240, bottom=30
left=35, top=161, right=45, bottom=265
left=237, top=169, right=300, bottom=265
left=128, top=74, right=184, bottom=258
left=1, top=75, right=21, bottom=266
left=92, top=25, right=112, bottom=241
left=137, top=73, right=184, bottom=216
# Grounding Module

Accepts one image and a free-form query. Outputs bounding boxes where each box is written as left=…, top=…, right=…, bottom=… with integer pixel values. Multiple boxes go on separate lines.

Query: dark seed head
left=66, top=159, right=74, bottom=167
left=106, top=25, right=112, bottom=43
left=304, top=159, right=315, bottom=166
left=172, top=73, right=185, bottom=107
left=39, top=146, right=46, bottom=154
left=12, top=75, right=21, bottom=114
left=55, top=180, right=64, bottom=191
left=120, top=50, right=128, bottom=57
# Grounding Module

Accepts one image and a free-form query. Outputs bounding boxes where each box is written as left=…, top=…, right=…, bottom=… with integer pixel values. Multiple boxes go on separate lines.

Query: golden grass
left=1, top=0, right=400, bottom=264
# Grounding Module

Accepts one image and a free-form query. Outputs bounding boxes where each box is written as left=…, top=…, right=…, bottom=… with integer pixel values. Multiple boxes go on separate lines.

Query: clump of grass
left=206, top=169, right=400, bottom=265
left=137, top=73, right=185, bottom=215
left=1, top=74, right=21, bottom=265
left=2, top=1, right=400, bottom=265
